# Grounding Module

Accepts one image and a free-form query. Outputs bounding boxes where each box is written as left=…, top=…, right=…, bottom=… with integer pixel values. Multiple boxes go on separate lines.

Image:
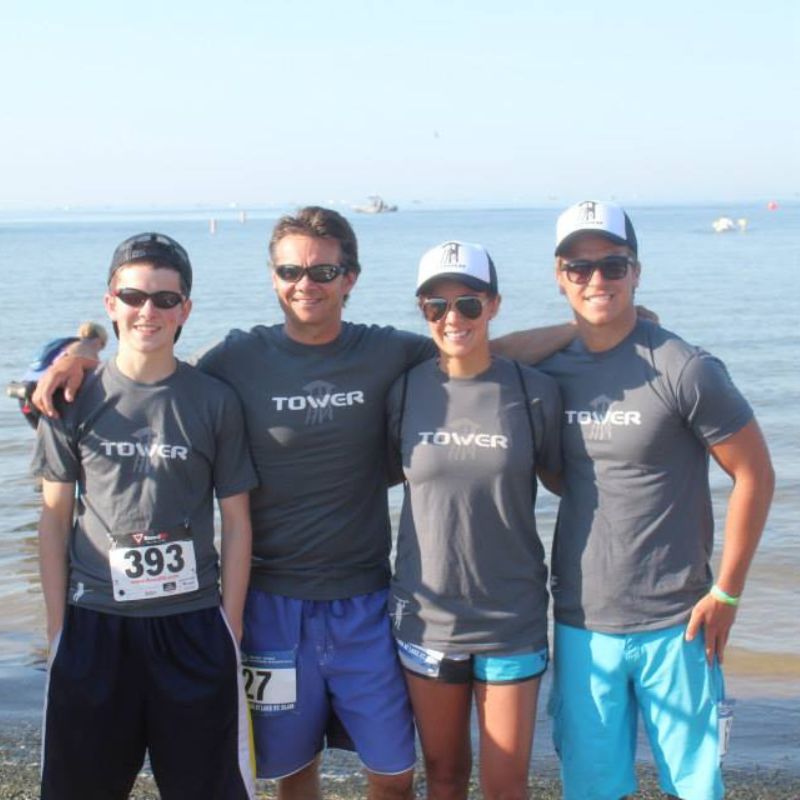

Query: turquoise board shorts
left=242, top=588, right=415, bottom=780
left=396, top=638, right=548, bottom=684
left=550, top=622, right=726, bottom=800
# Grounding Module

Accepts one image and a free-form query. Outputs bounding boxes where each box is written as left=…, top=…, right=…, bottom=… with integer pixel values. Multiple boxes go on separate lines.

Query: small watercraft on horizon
left=353, top=195, right=398, bottom=214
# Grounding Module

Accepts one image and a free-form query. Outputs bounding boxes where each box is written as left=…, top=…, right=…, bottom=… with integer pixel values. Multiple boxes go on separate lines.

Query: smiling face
left=271, top=234, right=357, bottom=345
left=420, top=279, right=500, bottom=376
left=104, top=263, right=191, bottom=358
left=556, top=233, right=640, bottom=349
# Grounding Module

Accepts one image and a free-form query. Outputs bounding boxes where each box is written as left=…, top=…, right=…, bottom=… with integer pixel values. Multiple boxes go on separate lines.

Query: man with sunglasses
left=539, top=201, right=774, bottom=800
left=33, top=209, right=576, bottom=799
left=32, top=233, right=258, bottom=798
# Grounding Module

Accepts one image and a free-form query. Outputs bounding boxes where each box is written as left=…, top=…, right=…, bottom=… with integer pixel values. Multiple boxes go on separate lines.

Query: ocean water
left=1, top=204, right=798, bottom=731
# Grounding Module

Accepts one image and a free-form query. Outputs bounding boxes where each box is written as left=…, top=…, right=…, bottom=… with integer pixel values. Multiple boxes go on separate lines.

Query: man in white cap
left=538, top=200, right=774, bottom=800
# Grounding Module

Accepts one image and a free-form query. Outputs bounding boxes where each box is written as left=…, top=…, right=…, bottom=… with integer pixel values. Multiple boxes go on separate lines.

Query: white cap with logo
left=416, top=241, right=498, bottom=295
left=555, top=200, right=638, bottom=256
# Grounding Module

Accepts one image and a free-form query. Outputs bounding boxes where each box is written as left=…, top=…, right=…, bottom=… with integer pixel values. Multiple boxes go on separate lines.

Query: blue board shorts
left=242, top=588, right=416, bottom=780
left=396, top=638, right=548, bottom=684
left=550, top=622, right=726, bottom=800
left=41, top=604, right=254, bottom=800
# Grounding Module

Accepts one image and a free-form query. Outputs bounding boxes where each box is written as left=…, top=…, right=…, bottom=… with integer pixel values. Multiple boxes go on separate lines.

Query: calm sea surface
left=1, top=205, right=798, bottom=760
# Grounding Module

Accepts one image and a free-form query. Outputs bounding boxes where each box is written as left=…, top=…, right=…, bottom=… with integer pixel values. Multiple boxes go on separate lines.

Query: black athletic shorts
left=41, top=604, right=254, bottom=799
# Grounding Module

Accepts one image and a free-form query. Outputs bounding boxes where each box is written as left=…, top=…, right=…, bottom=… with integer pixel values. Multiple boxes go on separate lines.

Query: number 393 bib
left=109, top=527, right=198, bottom=602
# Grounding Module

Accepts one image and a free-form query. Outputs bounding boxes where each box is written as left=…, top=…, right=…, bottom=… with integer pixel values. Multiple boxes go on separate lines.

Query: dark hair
left=269, top=206, right=360, bottom=276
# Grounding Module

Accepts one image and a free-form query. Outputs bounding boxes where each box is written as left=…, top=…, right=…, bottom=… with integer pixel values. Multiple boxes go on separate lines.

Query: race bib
left=241, top=650, right=297, bottom=714
left=109, top=528, right=198, bottom=602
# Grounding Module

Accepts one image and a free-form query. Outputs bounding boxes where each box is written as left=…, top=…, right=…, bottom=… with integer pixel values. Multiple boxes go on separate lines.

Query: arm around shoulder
left=32, top=355, right=98, bottom=419
left=491, top=322, right=576, bottom=365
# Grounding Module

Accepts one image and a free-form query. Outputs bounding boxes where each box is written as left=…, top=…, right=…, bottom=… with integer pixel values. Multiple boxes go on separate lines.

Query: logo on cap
left=577, top=201, right=598, bottom=223
left=441, top=242, right=461, bottom=266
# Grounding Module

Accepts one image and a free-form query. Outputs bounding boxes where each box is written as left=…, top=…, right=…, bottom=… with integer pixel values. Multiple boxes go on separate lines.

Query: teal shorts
left=550, top=622, right=726, bottom=800
left=396, top=638, right=548, bottom=684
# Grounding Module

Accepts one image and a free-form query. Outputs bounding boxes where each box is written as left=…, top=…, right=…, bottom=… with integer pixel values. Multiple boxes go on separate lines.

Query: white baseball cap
left=555, top=200, right=638, bottom=256
left=416, top=241, right=498, bottom=295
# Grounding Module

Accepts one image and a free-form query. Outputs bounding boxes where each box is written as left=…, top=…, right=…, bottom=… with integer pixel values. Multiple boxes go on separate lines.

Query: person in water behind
left=8, top=321, right=108, bottom=428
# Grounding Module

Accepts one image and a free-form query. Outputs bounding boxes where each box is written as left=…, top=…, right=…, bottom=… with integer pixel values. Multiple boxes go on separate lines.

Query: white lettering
left=416, top=430, right=508, bottom=449
left=271, top=391, right=366, bottom=412
left=564, top=409, right=642, bottom=426
left=99, top=440, right=189, bottom=461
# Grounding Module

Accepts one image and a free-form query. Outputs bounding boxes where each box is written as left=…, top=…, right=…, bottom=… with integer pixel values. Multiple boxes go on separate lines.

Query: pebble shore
left=2, top=722, right=798, bottom=799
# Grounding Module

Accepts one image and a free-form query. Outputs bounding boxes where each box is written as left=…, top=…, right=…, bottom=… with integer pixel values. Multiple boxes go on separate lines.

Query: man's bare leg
left=277, top=755, right=322, bottom=800
left=366, top=768, right=414, bottom=800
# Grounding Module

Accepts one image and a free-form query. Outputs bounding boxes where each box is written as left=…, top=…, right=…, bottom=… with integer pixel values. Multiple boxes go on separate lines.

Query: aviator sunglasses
left=274, top=264, right=346, bottom=283
left=114, top=287, right=185, bottom=309
left=560, top=255, right=635, bottom=285
left=420, top=295, right=488, bottom=323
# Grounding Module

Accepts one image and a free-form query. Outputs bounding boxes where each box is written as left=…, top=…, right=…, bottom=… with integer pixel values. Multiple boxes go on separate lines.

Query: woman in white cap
left=386, top=241, right=562, bottom=800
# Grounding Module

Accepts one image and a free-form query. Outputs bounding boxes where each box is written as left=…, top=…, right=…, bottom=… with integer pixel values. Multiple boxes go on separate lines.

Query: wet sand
left=2, top=666, right=797, bottom=798
left=2, top=726, right=798, bottom=798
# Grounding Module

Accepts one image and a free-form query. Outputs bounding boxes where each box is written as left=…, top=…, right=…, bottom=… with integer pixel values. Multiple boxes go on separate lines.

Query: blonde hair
left=76, top=321, right=109, bottom=347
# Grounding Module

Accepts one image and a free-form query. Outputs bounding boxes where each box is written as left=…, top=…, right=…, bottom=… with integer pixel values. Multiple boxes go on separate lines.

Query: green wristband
left=710, top=584, right=740, bottom=607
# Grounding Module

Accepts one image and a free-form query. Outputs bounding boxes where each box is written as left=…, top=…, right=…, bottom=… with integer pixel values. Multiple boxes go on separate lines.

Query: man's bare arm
left=38, top=480, right=76, bottom=643
left=219, top=493, right=253, bottom=643
left=32, top=352, right=99, bottom=419
left=685, top=419, right=775, bottom=663
left=490, top=323, right=576, bottom=364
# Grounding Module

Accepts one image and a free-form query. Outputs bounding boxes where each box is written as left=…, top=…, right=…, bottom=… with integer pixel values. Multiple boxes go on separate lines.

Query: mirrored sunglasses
left=420, top=295, right=488, bottom=323
left=274, top=264, right=346, bottom=284
left=560, top=255, right=634, bottom=285
left=114, top=288, right=185, bottom=309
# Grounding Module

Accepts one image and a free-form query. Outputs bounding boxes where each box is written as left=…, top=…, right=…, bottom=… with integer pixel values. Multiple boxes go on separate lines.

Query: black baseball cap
left=108, top=232, right=193, bottom=296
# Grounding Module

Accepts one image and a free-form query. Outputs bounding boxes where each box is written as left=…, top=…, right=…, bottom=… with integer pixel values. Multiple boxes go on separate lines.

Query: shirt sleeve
left=390, top=328, right=437, bottom=370
left=528, top=371, right=563, bottom=475
left=675, top=349, right=753, bottom=447
left=31, top=415, right=80, bottom=483
left=211, top=384, right=259, bottom=499
left=385, top=371, right=407, bottom=485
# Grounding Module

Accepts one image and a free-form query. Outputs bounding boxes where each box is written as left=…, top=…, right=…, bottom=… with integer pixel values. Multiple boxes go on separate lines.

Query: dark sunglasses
left=560, top=255, right=635, bottom=285
left=420, top=295, right=488, bottom=323
left=274, top=264, right=346, bottom=284
left=114, top=287, right=185, bottom=309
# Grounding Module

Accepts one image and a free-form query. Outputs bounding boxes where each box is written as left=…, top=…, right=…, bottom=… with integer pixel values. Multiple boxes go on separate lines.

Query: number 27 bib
left=109, top=527, right=198, bottom=602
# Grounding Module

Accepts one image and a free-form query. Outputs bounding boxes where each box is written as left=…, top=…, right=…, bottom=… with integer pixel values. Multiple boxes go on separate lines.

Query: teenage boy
left=34, top=209, right=575, bottom=800
left=34, top=233, right=257, bottom=799
left=539, top=201, right=774, bottom=800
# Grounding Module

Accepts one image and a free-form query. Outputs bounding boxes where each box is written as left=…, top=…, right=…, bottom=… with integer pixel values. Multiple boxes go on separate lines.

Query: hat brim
left=416, top=272, right=493, bottom=296
left=555, top=230, right=633, bottom=257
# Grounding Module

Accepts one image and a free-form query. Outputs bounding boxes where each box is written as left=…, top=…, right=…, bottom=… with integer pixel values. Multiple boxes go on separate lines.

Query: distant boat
left=353, top=195, right=398, bottom=214
left=712, top=216, right=736, bottom=233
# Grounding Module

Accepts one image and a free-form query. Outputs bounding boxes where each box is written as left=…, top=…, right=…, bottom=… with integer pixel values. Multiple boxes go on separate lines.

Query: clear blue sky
left=1, top=0, right=797, bottom=208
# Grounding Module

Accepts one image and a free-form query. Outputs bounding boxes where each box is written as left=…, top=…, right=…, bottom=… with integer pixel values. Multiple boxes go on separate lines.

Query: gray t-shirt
left=386, top=357, right=562, bottom=653
left=32, top=360, right=257, bottom=617
left=539, top=319, right=753, bottom=633
left=198, top=323, right=435, bottom=600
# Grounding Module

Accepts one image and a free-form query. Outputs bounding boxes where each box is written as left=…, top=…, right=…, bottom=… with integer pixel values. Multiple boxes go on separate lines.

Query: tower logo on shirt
left=99, top=427, right=189, bottom=472
left=417, top=417, right=508, bottom=460
left=564, top=395, right=641, bottom=440
left=271, top=380, right=366, bottom=425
